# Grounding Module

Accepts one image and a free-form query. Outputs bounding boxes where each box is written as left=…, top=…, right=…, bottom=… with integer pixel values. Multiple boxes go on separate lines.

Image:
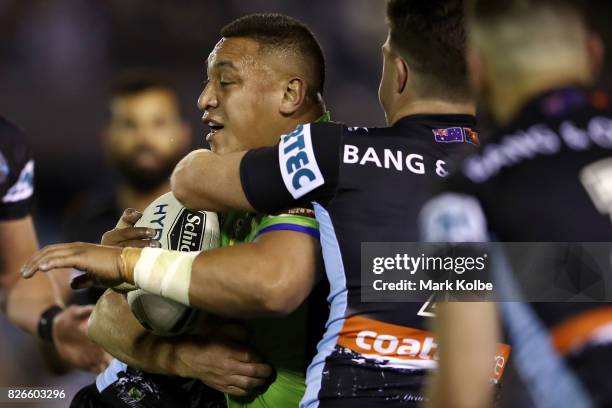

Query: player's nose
left=197, top=84, right=218, bottom=115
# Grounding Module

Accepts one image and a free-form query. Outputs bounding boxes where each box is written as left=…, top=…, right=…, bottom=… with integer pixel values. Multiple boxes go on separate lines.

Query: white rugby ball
left=127, top=192, right=219, bottom=336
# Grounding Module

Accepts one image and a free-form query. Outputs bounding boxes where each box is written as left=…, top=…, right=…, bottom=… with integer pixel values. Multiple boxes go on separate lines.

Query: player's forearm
left=188, top=243, right=306, bottom=317
left=1, top=216, right=60, bottom=336
left=171, top=149, right=252, bottom=212
left=88, top=289, right=175, bottom=375
left=427, top=302, right=498, bottom=408
left=4, top=273, right=58, bottom=336
left=118, top=232, right=318, bottom=317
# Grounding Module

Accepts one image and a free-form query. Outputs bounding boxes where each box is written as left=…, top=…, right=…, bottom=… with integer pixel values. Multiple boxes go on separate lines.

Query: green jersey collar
left=314, top=111, right=331, bottom=123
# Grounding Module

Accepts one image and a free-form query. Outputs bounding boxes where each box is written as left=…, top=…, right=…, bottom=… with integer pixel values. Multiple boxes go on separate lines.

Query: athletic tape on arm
left=121, top=247, right=197, bottom=306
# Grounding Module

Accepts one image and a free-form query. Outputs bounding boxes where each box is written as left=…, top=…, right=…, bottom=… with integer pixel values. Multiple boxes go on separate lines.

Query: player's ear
left=279, top=77, right=306, bottom=115
left=394, top=56, right=409, bottom=95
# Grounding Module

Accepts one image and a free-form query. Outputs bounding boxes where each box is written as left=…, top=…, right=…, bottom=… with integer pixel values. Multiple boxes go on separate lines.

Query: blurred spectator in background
left=62, top=73, right=191, bottom=309
left=0, top=72, right=218, bottom=403
left=56, top=72, right=192, bottom=372
left=61, top=73, right=230, bottom=408
left=63, top=73, right=191, bottom=250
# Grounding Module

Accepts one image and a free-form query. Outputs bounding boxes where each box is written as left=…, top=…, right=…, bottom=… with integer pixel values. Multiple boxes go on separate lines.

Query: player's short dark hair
left=386, top=0, right=469, bottom=100
left=108, top=71, right=182, bottom=118
left=467, top=0, right=588, bottom=24
left=221, top=13, right=326, bottom=98
left=110, top=71, right=178, bottom=100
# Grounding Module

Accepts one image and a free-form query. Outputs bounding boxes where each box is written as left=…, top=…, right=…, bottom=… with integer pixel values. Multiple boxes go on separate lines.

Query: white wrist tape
left=132, top=248, right=199, bottom=306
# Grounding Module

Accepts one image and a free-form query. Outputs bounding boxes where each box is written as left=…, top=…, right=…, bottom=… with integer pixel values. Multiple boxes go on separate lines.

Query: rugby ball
left=127, top=192, right=219, bottom=336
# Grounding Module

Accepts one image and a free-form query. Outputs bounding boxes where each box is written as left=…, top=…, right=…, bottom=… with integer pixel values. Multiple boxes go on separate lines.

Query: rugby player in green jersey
left=26, top=14, right=329, bottom=408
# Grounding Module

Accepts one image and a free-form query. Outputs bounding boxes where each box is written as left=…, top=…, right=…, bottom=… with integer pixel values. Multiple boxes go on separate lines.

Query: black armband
left=37, top=305, right=62, bottom=345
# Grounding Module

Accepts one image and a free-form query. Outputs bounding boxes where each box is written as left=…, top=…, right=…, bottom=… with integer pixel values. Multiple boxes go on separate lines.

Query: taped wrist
left=120, top=247, right=198, bottom=306
left=120, top=247, right=141, bottom=284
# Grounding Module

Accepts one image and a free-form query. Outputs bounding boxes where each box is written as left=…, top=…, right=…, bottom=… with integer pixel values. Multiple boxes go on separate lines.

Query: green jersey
left=220, top=209, right=319, bottom=408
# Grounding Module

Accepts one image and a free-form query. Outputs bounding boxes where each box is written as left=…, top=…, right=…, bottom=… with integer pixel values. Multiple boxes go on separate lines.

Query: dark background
left=1, top=0, right=611, bottom=237
left=0, top=0, right=388, bottom=240
left=0, top=1, right=610, bottom=406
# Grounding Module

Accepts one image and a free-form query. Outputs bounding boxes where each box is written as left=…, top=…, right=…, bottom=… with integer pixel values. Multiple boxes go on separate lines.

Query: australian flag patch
left=433, top=127, right=480, bottom=145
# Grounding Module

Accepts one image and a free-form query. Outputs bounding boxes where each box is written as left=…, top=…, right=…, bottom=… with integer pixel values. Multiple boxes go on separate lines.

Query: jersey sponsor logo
left=338, top=315, right=510, bottom=381
left=2, top=159, right=33, bottom=203
left=464, top=117, right=612, bottom=183
left=337, top=315, right=438, bottom=369
left=355, top=330, right=437, bottom=359
left=580, top=158, right=612, bottom=223
left=343, top=144, right=449, bottom=177
left=278, top=123, right=324, bottom=199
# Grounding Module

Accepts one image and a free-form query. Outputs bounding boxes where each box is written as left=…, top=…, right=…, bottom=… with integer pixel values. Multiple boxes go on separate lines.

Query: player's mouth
left=206, top=119, right=224, bottom=142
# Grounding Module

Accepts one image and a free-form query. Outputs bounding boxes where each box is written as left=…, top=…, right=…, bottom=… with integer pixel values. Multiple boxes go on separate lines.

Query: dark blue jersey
left=420, top=87, right=612, bottom=407
left=240, top=115, right=479, bottom=407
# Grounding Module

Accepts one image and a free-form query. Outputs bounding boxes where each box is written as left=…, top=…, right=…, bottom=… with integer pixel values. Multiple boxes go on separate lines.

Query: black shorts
left=70, top=368, right=226, bottom=408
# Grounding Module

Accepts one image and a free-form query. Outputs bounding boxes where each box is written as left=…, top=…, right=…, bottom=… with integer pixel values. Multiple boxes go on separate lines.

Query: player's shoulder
left=282, top=120, right=380, bottom=145
left=279, top=121, right=345, bottom=155
left=455, top=88, right=612, bottom=187
left=306, top=121, right=378, bottom=138
left=294, top=121, right=346, bottom=139
left=306, top=121, right=389, bottom=152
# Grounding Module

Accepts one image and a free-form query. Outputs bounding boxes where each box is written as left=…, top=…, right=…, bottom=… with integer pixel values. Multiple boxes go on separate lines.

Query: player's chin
left=208, top=139, right=233, bottom=155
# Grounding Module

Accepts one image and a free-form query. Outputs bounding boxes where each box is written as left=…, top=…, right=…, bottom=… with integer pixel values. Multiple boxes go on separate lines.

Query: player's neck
left=388, top=99, right=476, bottom=126
left=282, top=105, right=327, bottom=133
left=117, top=181, right=171, bottom=212
left=488, top=71, right=591, bottom=126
